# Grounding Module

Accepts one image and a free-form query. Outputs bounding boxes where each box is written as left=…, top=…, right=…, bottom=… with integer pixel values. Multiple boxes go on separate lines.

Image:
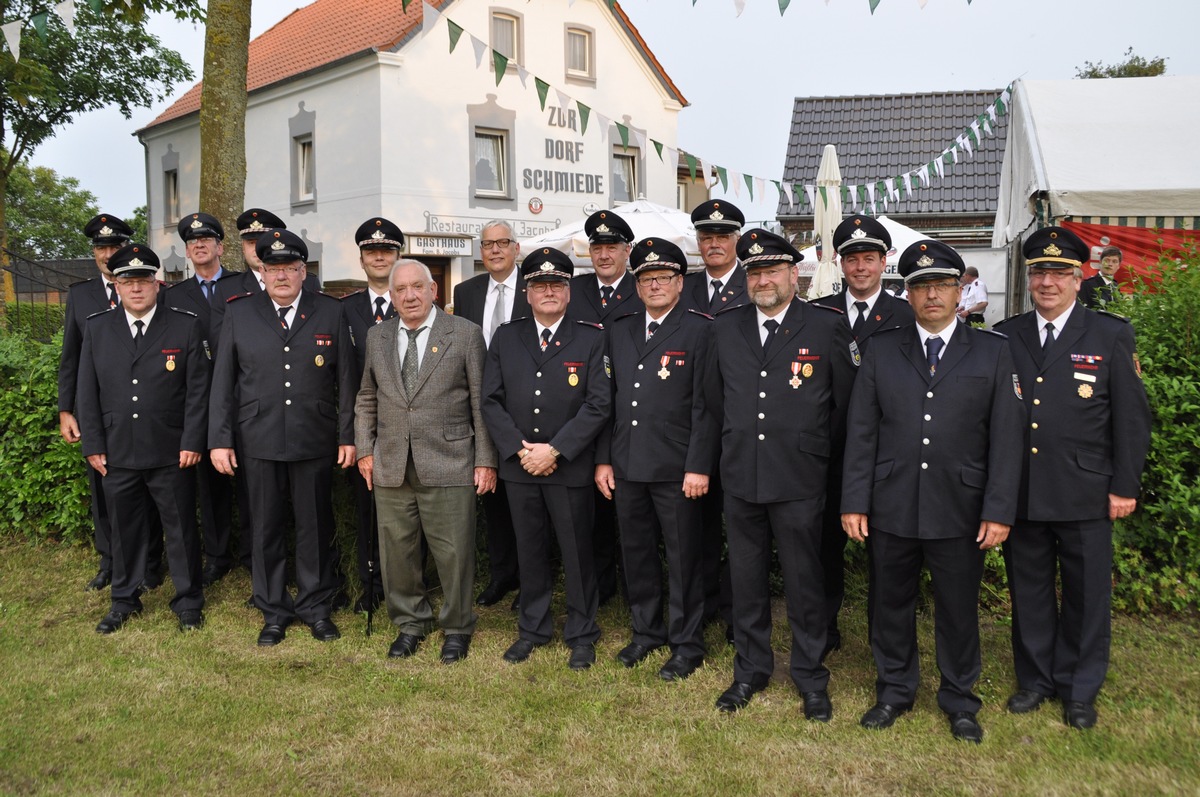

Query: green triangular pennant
left=869, top=0, right=881, bottom=13
left=87, top=0, right=102, bottom=12
left=841, top=186, right=851, bottom=205
left=744, top=173, right=755, bottom=200
left=577, top=102, right=591, bottom=135
left=716, top=166, right=728, bottom=192
left=779, top=0, right=792, bottom=14
left=402, top=0, right=410, bottom=10
left=684, top=153, right=698, bottom=181
left=818, top=186, right=828, bottom=209
left=615, top=122, right=629, bottom=150
left=492, top=51, right=508, bottom=86
left=995, top=97, right=1007, bottom=116
left=653, top=140, right=664, bottom=161
left=535, top=78, right=550, bottom=111
left=32, top=12, right=48, bottom=38
left=448, top=21, right=464, bottom=53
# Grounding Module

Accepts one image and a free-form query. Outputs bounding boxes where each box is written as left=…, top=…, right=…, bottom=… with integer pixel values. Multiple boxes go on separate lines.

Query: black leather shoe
left=1007, top=689, right=1049, bottom=714
left=860, top=702, right=912, bottom=730
left=85, top=570, right=111, bottom=592
left=615, top=642, right=658, bottom=668
left=948, top=711, right=984, bottom=743
left=440, top=634, right=471, bottom=664
left=200, top=563, right=231, bottom=588
left=177, top=610, right=205, bottom=632
left=658, top=653, right=703, bottom=682
left=715, top=681, right=765, bottom=713
left=503, top=638, right=541, bottom=663
left=1063, top=701, right=1098, bottom=730
left=330, top=590, right=351, bottom=612
left=475, top=580, right=518, bottom=606
left=96, top=610, right=137, bottom=634
left=353, top=595, right=382, bottom=613
left=569, top=643, right=596, bottom=671
left=802, top=690, right=833, bottom=722
left=257, top=624, right=287, bottom=647
left=310, top=618, right=340, bottom=642
left=388, top=632, right=424, bottom=659
left=143, top=566, right=164, bottom=590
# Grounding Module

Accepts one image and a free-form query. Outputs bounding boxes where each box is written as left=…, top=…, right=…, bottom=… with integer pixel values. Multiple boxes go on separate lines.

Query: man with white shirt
left=957, top=266, right=989, bottom=326
left=842, top=239, right=1023, bottom=744
left=997, top=227, right=1150, bottom=730
left=453, top=220, right=532, bottom=608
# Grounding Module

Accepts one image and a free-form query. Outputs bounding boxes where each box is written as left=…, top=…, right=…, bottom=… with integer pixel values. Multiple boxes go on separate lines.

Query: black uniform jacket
left=810, top=288, right=915, bottom=352
left=680, top=265, right=748, bottom=314
left=342, top=288, right=398, bottom=382
left=59, top=277, right=114, bottom=413
left=841, top=323, right=1024, bottom=539
left=77, top=306, right=210, bottom=468
left=208, top=290, right=355, bottom=461
left=708, top=298, right=857, bottom=505
left=567, top=271, right=644, bottom=324
left=452, top=272, right=532, bottom=330
left=996, top=306, right=1151, bottom=522
left=210, top=268, right=321, bottom=354
left=165, top=276, right=220, bottom=355
left=482, top=318, right=612, bottom=487
left=596, top=307, right=719, bottom=482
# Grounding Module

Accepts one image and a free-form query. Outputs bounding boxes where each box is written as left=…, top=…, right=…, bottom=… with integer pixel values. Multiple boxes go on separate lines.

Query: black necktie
left=201, top=280, right=214, bottom=305
left=851, top=300, right=869, bottom=339
left=762, top=319, right=779, bottom=355
left=600, top=285, right=614, bottom=308
left=1042, top=322, right=1056, bottom=353
left=926, top=335, right=944, bottom=376
left=647, top=321, right=659, bottom=341
left=709, top=279, right=722, bottom=310
left=374, top=296, right=387, bottom=324
left=108, top=283, right=119, bottom=308
left=133, top=319, right=145, bottom=350
left=540, top=328, right=553, bottom=351
left=278, top=306, right=291, bottom=331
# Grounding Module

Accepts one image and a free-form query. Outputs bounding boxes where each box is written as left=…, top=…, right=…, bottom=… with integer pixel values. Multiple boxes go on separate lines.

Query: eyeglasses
left=481, top=239, right=513, bottom=250
left=116, top=277, right=156, bottom=286
left=528, top=282, right=567, bottom=294
left=697, top=232, right=736, bottom=244
left=636, top=274, right=678, bottom=287
left=908, top=281, right=960, bottom=295
left=263, top=265, right=303, bottom=276
left=1029, top=269, right=1076, bottom=282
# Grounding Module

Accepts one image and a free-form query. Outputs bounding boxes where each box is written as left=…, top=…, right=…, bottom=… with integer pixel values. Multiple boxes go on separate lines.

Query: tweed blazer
left=355, top=308, right=497, bottom=488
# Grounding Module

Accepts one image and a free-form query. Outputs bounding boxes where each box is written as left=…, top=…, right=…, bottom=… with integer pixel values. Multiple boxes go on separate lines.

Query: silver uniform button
left=132, top=379, right=138, bottom=385
left=132, top=413, right=139, bottom=419
left=924, top=414, right=931, bottom=421
left=757, top=433, right=765, bottom=441
left=760, top=370, right=767, bottom=377
left=926, top=391, right=934, bottom=398
left=921, top=462, right=928, bottom=469
left=632, top=420, right=638, bottom=426
left=285, top=399, right=292, bottom=406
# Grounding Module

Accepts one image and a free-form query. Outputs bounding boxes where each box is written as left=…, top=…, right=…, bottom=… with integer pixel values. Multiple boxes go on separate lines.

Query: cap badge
left=749, top=243, right=764, bottom=255
left=371, top=230, right=386, bottom=240
left=129, top=257, right=144, bottom=268
left=709, top=210, right=724, bottom=221
left=851, top=229, right=867, bottom=239
left=271, top=240, right=286, bottom=251
left=190, top=219, right=203, bottom=229
left=917, top=255, right=935, bottom=268
left=596, top=224, right=611, bottom=234
left=644, top=251, right=660, bottom=262
left=99, top=225, right=114, bottom=236
left=540, top=262, right=553, bottom=271
left=247, top=221, right=265, bottom=231
left=1043, top=244, right=1063, bottom=257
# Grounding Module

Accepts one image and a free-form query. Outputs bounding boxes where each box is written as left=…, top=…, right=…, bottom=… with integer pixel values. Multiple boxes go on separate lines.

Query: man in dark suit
left=567, top=210, right=642, bottom=606
left=452, top=219, right=531, bottom=609
left=997, top=227, right=1151, bottom=730
left=165, top=212, right=236, bottom=588
left=842, top=239, right=1024, bottom=743
left=679, top=199, right=748, bottom=641
left=209, top=230, right=357, bottom=646
left=76, top=244, right=209, bottom=634
left=708, top=229, right=856, bottom=719
left=356, top=259, right=497, bottom=663
left=1080, top=244, right=1122, bottom=309
left=343, top=217, right=404, bottom=613
left=482, top=247, right=613, bottom=670
left=595, top=238, right=718, bottom=681
left=811, top=214, right=915, bottom=656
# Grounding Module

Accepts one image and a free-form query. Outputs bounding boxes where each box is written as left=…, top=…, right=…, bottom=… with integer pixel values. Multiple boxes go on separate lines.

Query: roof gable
left=777, top=89, right=1008, bottom=219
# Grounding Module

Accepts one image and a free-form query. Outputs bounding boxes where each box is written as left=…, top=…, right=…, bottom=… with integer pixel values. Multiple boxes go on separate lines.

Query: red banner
left=1062, top=220, right=1199, bottom=290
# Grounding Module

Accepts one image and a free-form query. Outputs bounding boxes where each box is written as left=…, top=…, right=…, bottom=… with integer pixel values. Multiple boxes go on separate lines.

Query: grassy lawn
left=1, top=540, right=1197, bottom=796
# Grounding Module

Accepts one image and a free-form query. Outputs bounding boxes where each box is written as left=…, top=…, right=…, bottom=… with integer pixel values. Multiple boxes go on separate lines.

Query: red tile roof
left=143, top=0, right=685, bottom=132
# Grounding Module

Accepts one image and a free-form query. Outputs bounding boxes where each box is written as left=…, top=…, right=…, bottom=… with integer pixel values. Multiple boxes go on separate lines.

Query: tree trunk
left=1, top=162, right=15, bottom=322
left=198, top=0, right=252, bottom=272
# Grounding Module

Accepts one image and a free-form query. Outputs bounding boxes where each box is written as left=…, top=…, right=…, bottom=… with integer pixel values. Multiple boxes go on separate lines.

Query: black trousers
left=481, top=481, right=519, bottom=588
left=614, top=479, right=706, bottom=659
left=868, top=530, right=985, bottom=714
left=347, top=464, right=385, bottom=596
left=506, top=482, right=599, bottom=647
left=197, top=456, right=235, bottom=570
left=90, top=461, right=163, bottom=573
left=243, top=456, right=339, bottom=627
left=102, top=464, right=202, bottom=615
left=725, top=493, right=828, bottom=692
left=699, top=474, right=732, bottom=627
left=1005, top=517, right=1113, bottom=703
left=592, top=487, right=622, bottom=600
left=819, top=474, right=848, bottom=640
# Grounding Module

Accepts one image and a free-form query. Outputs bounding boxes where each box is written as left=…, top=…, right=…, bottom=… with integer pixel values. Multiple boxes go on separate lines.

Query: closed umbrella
left=807, top=144, right=843, bottom=300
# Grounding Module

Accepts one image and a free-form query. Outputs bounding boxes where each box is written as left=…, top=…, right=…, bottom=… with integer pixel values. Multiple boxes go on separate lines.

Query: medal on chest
left=789, top=361, right=802, bottom=389
left=165, top=355, right=176, bottom=372
left=568, top=365, right=579, bottom=387
left=658, top=355, right=671, bottom=380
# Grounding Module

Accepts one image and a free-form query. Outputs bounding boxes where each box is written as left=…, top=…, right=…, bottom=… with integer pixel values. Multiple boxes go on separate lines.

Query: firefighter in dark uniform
left=997, top=227, right=1151, bottom=730
left=567, top=209, right=642, bottom=606
left=76, top=244, right=209, bottom=633
left=59, top=213, right=163, bottom=590
left=811, top=214, right=915, bottom=656
left=841, top=239, right=1024, bottom=744
left=482, top=247, right=613, bottom=670
left=165, top=212, right=238, bottom=587
left=680, top=199, right=748, bottom=642
left=595, top=238, right=719, bottom=681
left=208, top=230, right=357, bottom=647
left=343, top=217, right=404, bottom=611
left=708, top=229, right=856, bottom=719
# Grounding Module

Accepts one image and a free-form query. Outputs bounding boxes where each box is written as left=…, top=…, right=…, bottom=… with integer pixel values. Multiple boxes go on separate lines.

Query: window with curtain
left=491, top=13, right=518, bottom=61
left=612, top=150, right=638, bottom=204
left=566, top=28, right=592, bottom=78
left=474, top=129, right=507, bottom=197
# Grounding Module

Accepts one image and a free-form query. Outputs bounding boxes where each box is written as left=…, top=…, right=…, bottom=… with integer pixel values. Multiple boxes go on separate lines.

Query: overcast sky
left=26, top=0, right=1200, bottom=226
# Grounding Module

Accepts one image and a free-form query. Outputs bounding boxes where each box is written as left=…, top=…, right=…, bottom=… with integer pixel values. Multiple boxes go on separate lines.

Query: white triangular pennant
left=555, top=89, right=571, bottom=112
left=970, top=120, right=981, bottom=142
left=902, top=173, right=913, bottom=195
left=781, top=181, right=795, bottom=209
left=422, top=0, right=442, bottom=37
left=469, top=35, right=487, bottom=68
left=847, top=184, right=858, bottom=211
left=948, top=147, right=959, bottom=165
left=631, top=129, right=647, bottom=150
left=886, top=177, right=898, bottom=202
left=731, top=171, right=742, bottom=197
left=665, top=146, right=678, bottom=169
left=987, top=104, right=998, bottom=124
left=932, top=157, right=944, bottom=180
left=595, top=113, right=611, bottom=143
left=699, top=159, right=713, bottom=187
left=516, top=65, right=530, bottom=88
left=959, top=135, right=973, bottom=157
left=982, top=117, right=993, bottom=137
left=755, top=177, right=766, bottom=200
left=917, top=165, right=930, bottom=187
left=1, top=20, right=20, bottom=61
left=866, top=182, right=876, bottom=206
left=804, top=184, right=816, bottom=208
left=733, top=0, right=747, bottom=16
left=54, top=0, right=76, bottom=35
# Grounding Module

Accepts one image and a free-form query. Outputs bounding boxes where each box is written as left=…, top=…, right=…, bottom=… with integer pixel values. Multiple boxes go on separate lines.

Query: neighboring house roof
left=141, top=0, right=686, bottom=133
left=777, top=90, right=1007, bottom=220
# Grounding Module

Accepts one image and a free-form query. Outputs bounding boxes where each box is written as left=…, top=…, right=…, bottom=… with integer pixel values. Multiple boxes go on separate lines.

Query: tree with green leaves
left=1075, top=47, right=1167, bottom=79
left=0, top=0, right=200, bottom=312
left=3, top=154, right=98, bottom=260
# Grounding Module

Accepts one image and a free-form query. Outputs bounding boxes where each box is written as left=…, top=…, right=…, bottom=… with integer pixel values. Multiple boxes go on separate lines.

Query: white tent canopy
left=993, top=76, right=1200, bottom=247
left=518, top=198, right=701, bottom=268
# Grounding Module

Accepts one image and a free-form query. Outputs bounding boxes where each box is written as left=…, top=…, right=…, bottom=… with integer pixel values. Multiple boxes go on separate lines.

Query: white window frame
left=565, top=26, right=595, bottom=83
left=612, top=148, right=639, bottom=205
left=163, top=169, right=180, bottom=225
left=490, top=10, right=522, bottom=69
left=295, top=135, right=315, bottom=203
left=474, top=128, right=509, bottom=199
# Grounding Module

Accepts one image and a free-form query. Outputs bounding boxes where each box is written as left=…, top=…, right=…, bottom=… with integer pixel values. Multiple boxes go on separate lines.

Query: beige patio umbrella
left=807, top=144, right=844, bottom=300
